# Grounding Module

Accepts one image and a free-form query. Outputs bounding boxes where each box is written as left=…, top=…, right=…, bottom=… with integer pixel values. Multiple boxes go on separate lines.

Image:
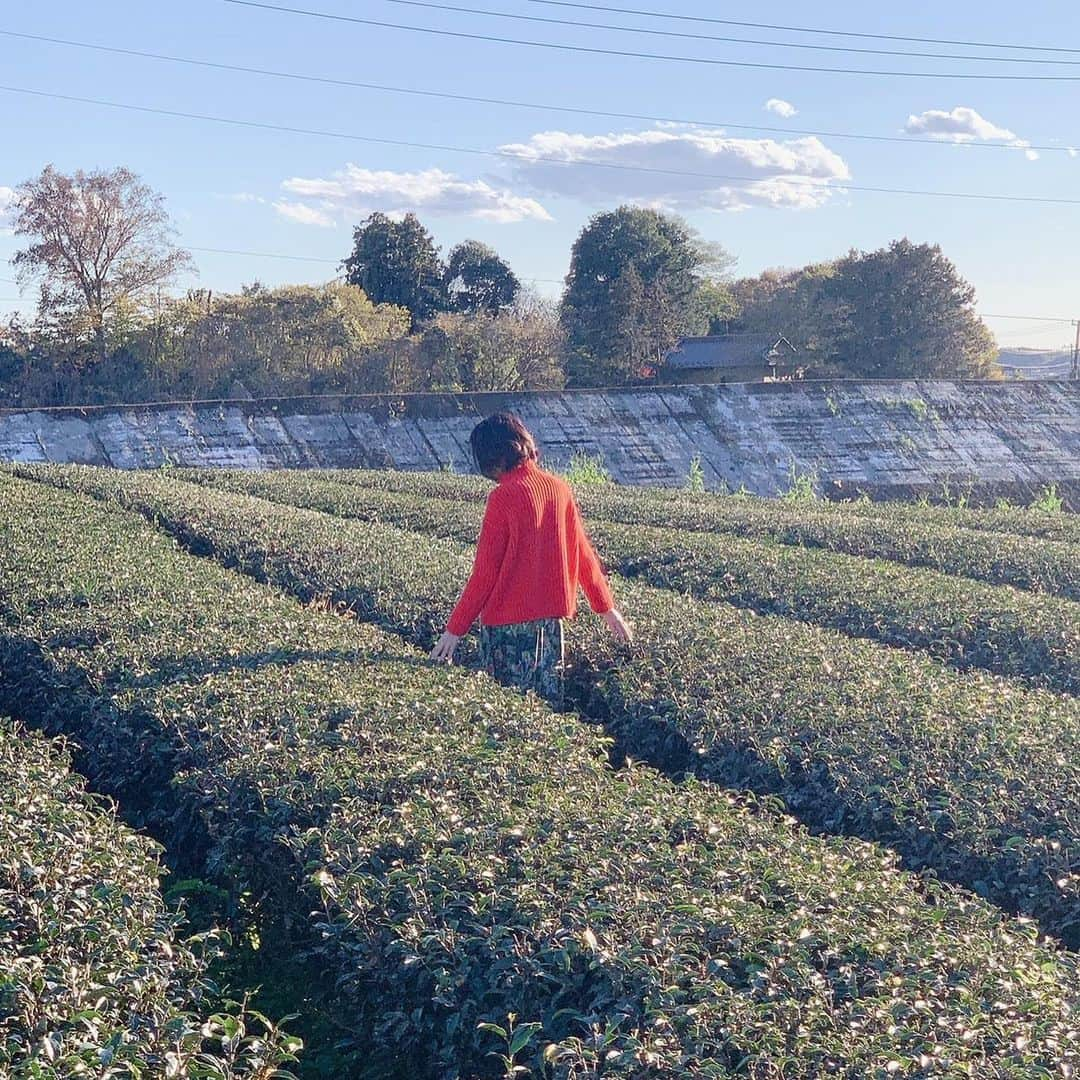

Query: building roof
left=663, top=333, right=795, bottom=371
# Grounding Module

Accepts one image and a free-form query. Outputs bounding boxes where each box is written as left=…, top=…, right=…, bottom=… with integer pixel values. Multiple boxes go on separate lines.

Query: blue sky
left=2, top=0, right=1079, bottom=349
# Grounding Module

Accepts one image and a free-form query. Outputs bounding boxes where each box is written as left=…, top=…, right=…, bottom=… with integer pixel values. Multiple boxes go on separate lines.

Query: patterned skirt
left=478, top=617, right=565, bottom=704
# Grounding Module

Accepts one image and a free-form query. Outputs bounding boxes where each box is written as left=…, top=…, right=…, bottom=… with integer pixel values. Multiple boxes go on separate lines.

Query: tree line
left=0, top=165, right=999, bottom=408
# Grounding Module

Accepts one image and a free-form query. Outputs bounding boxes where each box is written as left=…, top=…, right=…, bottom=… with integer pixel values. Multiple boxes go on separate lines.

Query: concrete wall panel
left=2, top=381, right=1077, bottom=507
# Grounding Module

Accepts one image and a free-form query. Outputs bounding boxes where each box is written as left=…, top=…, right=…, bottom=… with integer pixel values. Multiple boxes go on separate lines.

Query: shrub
left=0, top=718, right=301, bottom=1079
left=305, top=465, right=1080, bottom=553
left=3, top=471, right=1079, bottom=1077
left=1032, top=483, right=1065, bottom=514
left=559, top=450, right=611, bottom=487
left=182, top=469, right=1080, bottom=694
left=685, top=454, right=706, bottom=495
left=294, top=467, right=1080, bottom=598
left=34, top=466, right=1080, bottom=949
left=778, top=464, right=819, bottom=503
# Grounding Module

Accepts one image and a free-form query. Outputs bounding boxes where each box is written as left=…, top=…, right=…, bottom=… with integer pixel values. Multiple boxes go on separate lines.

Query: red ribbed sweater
left=447, top=459, right=614, bottom=636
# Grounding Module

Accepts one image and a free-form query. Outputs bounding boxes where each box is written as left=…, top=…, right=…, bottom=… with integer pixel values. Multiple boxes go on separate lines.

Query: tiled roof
left=664, top=334, right=791, bottom=371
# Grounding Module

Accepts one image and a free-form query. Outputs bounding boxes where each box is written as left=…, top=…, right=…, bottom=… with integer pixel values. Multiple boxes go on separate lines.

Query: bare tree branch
left=10, top=165, right=193, bottom=366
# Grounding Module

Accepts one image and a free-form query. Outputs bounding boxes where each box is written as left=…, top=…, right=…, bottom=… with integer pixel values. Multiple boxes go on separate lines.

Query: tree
left=343, top=212, right=446, bottom=329
left=444, top=240, right=520, bottom=315
left=11, top=165, right=191, bottom=367
left=693, top=278, right=740, bottom=336
left=560, top=206, right=733, bottom=386
left=415, top=295, right=565, bottom=392
left=135, top=282, right=411, bottom=398
left=729, top=242, right=997, bottom=380
left=823, top=240, right=997, bottom=379
left=606, top=263, right=646, bottom=379
left=730, top=263, right=839, bottom=372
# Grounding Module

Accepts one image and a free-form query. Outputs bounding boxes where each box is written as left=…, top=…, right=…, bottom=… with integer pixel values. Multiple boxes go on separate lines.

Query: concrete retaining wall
left=2, top=380, right=1078, bottom=506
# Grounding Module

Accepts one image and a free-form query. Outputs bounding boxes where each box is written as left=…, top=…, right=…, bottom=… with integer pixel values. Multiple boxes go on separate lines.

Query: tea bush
left=837, top=491, right=1078, bottom=544
left=0, top=718, right=301, bottom=1079
left=305, top=467, right=1080, bottom=545
left=36, top=466, right=1080, bottom=949
left=291, top=468, right=1080, bottom=598
left=180, top=469, right=1080, bottom=694
left=3, top=473, right=1080, bottom=1077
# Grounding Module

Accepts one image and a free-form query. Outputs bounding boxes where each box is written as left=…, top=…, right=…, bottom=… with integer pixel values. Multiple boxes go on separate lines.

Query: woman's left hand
left=430, top=630, right=461, bottom=662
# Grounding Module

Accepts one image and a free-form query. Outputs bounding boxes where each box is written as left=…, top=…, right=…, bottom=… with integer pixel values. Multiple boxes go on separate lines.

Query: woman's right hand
left=602, top=609, right=633, bottom=643
left=430, top=630, right=462, bottom=662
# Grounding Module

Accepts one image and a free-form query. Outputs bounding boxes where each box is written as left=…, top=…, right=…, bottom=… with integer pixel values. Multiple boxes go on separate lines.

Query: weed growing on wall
left=1032, top=483, right=1064, bottom=513
left=779, top=463, right=819, bottom=503
left=685, top=453, right=706, bottom=495
left=561, top=450, right=612, bottom=486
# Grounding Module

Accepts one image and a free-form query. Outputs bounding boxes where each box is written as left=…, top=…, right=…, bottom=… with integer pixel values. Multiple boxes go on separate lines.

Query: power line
left=994, top=322, right=1071, bottom=337
left=2, top=250, right=1065, bottom=327
left=4, top=84, right=1080, bottom=208
left=190, top=244, right=338, bottom=264
left=348, top=0, right=1080, bottom=66
left=2, top=239, right=557, bottom=281
left=981, top=312, right=1076, bottom=323
left=999, top=361, right=1073, bottom=372
left=998, top=353, right=1073, bottom=362
left=223, top=1, right=1080, bottom=80
left=523, top=0, right=1080, bottom=56
left=2, top=42, right=1076, bottom=156
left=187, top=245, right=564, bottom=284
left=67, top=249, right=1080, bottom=326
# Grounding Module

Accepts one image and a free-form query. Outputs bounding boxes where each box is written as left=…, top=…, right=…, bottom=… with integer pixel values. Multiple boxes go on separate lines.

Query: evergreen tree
left=561, top=206, right=730, bottom=386
left=825, top=239, right=997, bottom=379
left=444, top=240, right=520, bottom=316
left=343, top=212, right=446, bottom=329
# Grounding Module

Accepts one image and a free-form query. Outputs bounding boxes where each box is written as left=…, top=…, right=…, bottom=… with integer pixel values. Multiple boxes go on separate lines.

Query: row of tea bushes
left=45, top=467, right=1080, bottom=949
left=0, top=718, right=300, bottom=1079
left=834, top=494, right=1080, bottom=546
left=179, top=469, right=1080, bottom=694
left=5, top=474, right=1080, bottom=1077
left=288, top=468, right=1080, bottom=599
left=306, top=467, right=1080, bottom=546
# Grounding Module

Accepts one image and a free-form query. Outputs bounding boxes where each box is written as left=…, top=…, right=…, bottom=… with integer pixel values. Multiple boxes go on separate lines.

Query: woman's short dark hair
left=470, top=413, right=538, bottom=479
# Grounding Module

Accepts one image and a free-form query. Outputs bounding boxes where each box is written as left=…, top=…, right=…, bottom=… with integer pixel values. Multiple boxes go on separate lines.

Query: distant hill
left=997, top=347, right=1073, bottom=379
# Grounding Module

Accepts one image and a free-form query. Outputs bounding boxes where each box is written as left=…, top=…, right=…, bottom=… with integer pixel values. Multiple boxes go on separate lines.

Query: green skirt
left=478, top=617, right=565, bottom=703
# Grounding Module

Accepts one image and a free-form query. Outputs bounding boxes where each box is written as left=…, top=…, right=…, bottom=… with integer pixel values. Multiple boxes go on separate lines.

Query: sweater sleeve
left=447, top=492, right=510, bottom=636
left=571, top=498, right=614, bottom=615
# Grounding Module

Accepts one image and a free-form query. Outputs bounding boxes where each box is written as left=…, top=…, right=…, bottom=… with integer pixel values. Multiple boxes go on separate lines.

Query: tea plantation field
left=2, top=463, right=1079, bottom=1079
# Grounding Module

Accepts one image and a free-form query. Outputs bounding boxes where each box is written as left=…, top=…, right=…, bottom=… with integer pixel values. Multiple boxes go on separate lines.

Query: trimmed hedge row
left=179, top=469, right=1080, bottom=694
left=838, top=496, right=1080, bottom=546
left=4, top=474, right=1080, bottom=1077
left=0, top=718, right=300, bottom=1078
left=281, top=468, right=1080, bottom=600
left=306, top=467, right=1080, bottom=546
left=41, top=466, right=1080, bottom=949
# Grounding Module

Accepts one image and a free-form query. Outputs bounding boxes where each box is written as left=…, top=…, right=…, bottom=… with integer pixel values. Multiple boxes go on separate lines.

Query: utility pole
left=1073, top=320, right=1080, bottom=380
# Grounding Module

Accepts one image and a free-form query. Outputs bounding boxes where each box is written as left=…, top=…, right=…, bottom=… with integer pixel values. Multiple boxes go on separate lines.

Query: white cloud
left=904, top=106, right=1039, bottom=160
left=276, top=165, right=552, bottom=225
left=498, top=128, right=851, bottom=211
left=905, top=106, right=1018, bottom=143
left=273, top=200, right=335, bottom=227
left=765, top=98, right=798, bottom=119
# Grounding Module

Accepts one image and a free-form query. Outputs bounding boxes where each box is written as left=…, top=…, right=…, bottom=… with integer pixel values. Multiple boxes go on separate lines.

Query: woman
left=430, top=413, right=632, bottom=700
